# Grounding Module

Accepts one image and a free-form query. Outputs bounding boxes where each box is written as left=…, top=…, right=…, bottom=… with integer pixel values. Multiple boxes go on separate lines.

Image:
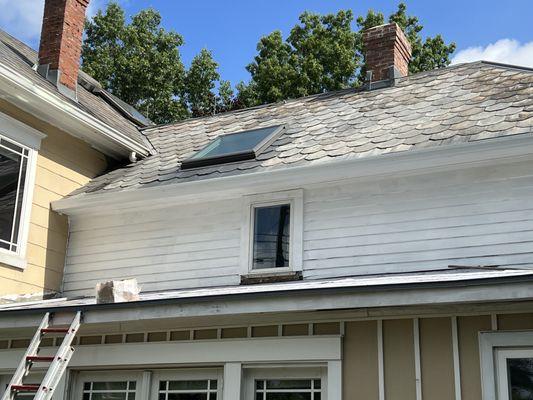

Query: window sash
left=255, top=379, right=322, bottom=400
left=0, top=134, right=30, bottom=254
left=251, top=203, right=291, bottom=270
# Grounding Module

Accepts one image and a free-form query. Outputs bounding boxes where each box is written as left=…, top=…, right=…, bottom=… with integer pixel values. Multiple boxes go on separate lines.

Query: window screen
left=181, top=126, right=283, bottom=169
left=255, top=379, right=321, bottom=400
left=252, top=204, right=290, bottom=269
left=0, top=135, right=29, bottom=253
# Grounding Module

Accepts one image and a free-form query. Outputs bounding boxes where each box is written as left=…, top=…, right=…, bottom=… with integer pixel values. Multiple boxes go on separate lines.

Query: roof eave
left=0, top=62, right=150, bottom=159
left=53, top=132, right=533, bottom=215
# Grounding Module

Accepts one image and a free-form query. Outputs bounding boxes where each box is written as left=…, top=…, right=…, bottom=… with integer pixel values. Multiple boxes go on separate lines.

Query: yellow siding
left=0, top=100, right=108, bottom=297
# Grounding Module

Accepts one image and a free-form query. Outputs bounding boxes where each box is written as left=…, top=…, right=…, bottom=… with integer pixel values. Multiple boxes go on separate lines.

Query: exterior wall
left=64, top=158, right=533, bottom=296
left=2, top=309, right=533, bottom=399
left=0, top=100, right=108, bottom=298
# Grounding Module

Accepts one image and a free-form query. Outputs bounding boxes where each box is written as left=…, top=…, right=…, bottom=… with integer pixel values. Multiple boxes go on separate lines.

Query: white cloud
left=452, top=39, right=533, bottom=68
left=0, top=0, right=111, bottom=47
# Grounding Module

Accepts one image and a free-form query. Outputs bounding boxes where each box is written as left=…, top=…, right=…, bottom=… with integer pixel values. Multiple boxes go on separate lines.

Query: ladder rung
left=41, top=327, right=70, bottom=334
left=11, top=384, right=40, bottom=392
left=26, top=355, right=55, bottom=362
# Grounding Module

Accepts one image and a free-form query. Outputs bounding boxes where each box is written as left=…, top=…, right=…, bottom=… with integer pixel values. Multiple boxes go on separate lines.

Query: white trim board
left=0, top=111, right=46, bottom=149
left=0, top=336, right=341, bottom=371
left=0, top=63, right=149, bottom=158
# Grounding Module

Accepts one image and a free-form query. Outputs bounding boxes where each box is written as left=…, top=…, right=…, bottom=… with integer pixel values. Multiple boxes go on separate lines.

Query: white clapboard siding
left=63, top=160, right=533, bottom=297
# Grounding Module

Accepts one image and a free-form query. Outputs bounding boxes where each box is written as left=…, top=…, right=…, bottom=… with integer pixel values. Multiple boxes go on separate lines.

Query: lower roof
left=1, top=268, right=533, bottom=314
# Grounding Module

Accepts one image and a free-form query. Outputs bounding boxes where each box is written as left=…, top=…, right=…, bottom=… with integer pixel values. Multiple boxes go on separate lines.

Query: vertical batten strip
left=413, top=318, right=422, bottom=400
left=377, top=319, right=385, bottom=400
left=451, top=316, right=462, bottom=400
left=491, top=314, right=498, bottom=331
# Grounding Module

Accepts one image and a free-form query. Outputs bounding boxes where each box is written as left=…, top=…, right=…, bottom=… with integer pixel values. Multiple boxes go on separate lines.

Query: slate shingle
left=67, top=61, right=532, bottom=197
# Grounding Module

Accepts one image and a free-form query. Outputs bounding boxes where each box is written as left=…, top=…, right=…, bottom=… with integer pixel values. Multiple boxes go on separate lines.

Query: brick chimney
left=37, top=0, right=90, bottom=100
left=362, top=23, right=412, bottom=82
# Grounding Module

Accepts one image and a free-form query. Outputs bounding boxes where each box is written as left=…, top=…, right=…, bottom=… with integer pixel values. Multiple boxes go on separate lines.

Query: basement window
left=180, top=125, right=284, bottom=169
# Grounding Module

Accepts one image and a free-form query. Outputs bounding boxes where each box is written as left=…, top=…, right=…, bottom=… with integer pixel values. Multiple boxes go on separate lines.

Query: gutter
left=0, top=63, right=150, bottom=158
left=53, top=132, right=533, bottom=214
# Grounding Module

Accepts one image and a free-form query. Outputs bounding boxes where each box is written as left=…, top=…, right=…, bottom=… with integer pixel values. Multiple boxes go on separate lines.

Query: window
left=252, top=204, right=290, bottom=269
left=181, top=125, right=284, bottom=169
left=255, top=379, right=322, bottom=400
left=82, top=381, right=137, bottom=400
left=158, top=380, right=218, bottom=400
left=241, top=190, right=303, bottom=275
left=0, top=135, right=30, bottom=254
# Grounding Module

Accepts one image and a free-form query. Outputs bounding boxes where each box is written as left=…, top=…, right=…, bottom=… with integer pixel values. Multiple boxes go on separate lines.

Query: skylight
left=181, top=125, right=284, bottom=169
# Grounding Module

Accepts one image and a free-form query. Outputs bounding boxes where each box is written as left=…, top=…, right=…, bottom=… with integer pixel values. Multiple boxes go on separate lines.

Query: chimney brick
left=362, top=23, right=412, bottom=82
left=38, top=0, right=90, bottom=99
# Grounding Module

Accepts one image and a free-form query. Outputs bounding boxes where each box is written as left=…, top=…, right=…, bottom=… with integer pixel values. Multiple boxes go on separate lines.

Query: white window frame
left=240, top=189, right=303, bottom=275
left=243, top=366, right=327, bottom=400
left=151, top=368, right=222, bottom=400
left=495, top=348, right=533, bottom=400
left=479, top=331, right=533, bottom=400
left=0, top=111, right=44, bottom=269
left=72, top=370, right=144, bottom=400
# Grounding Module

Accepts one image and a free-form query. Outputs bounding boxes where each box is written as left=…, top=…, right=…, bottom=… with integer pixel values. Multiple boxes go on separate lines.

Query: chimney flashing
left=36, top=63, right=78, bottom=101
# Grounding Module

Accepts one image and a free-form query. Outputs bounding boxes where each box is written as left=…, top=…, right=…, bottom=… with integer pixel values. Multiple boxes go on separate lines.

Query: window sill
left=240, top=271, right=302, bottom=285
left=0, top=250, right=27, bottom=270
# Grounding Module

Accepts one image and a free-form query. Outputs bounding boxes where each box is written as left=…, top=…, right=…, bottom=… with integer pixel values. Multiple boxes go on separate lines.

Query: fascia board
left=0, top=63, right=150, bottom=158
left=53, top=133, right=533, bottom=215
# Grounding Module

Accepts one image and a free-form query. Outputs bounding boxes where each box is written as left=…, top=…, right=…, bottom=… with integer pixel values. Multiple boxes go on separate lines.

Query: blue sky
left=1, top=0, right=532, bottom=87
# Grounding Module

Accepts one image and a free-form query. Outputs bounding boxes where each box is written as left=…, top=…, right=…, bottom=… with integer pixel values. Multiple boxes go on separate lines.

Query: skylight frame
left=180, top=125, right=285, bottom=170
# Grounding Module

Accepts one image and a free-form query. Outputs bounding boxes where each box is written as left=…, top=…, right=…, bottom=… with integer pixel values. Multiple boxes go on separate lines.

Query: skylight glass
left=181, top=125, right=284, bottom=169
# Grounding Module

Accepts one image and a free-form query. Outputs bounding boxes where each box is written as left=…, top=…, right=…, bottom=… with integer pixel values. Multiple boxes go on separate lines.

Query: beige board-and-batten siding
left=341, top=314, right=533, bottom=400
left=0, top=100, right=107, bottom=297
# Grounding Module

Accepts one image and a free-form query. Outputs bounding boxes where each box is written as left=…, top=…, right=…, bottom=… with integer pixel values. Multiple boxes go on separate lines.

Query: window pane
left=265, top=395, right=311, bottom=400
left=0, top=145, right=26, bottom=250
left=191, top=126, right=279, bottom=160
left=266, top=380, right=312, bottom=389
left=167, top=395, right=207, bottom=400
left=167, top=380, right=208, bottom=390
left=91, top=394, right=128, bottom=400
left=508, top=358, right=533, bottom=399
left=92, top=382, right=128, bottom=391
left=252, top=204, right=290, bottom=269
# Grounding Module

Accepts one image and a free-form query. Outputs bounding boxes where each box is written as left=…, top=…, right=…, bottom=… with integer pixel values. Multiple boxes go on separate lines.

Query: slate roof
left=0, top=29, right=148, bottom=148
left=71, top=61, right=533, bottom=197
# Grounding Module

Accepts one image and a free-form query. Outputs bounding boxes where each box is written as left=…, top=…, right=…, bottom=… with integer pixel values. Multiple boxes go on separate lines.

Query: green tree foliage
left=82, top=2, right=231, bottom=123
left=83, top=2, right=455, bottom=122
left=241, top=2, right=456, bottom=106
left=184, top=48, right=219, bottom=117
left=82, top=3, right=188, bottom=124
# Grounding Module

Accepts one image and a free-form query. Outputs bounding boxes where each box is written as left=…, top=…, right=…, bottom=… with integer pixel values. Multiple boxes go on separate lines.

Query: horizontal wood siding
left=63, top=199, right=242, bottom=295
left=63, top=159, right=533, bottom=296
left=0, top=101, right=107, bottom=297
left=303, top=160, right=533, bottom=279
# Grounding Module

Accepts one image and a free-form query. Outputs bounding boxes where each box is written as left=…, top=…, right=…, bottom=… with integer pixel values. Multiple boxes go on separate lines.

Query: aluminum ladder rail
left=1, top=311, right=82, bottom=400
